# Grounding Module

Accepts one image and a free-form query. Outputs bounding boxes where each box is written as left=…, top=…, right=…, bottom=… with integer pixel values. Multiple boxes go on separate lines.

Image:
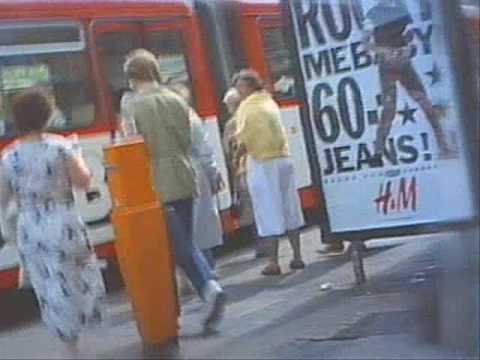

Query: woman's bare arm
left=67, top=154, right=92, bottom=191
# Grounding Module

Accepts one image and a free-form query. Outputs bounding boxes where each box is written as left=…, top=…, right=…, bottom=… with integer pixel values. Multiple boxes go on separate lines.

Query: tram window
left=0, top=23, right=95, bottom=137
left=262, top=27, right=296, bottom=100
left=97, top=29, right=193, bottom=109
left=0, top=25, right=80, bottom=47
left=96, top=31, right=141, bottom=107
left=145, top=31, right=194, bottom=105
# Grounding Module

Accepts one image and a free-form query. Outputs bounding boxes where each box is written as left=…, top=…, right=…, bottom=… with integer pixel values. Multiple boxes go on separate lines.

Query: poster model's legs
left=400, top=62, right=452, bottom=157
left=375, top=57, right=452, bottom=158
left=375, top=60, right=399, bottom=155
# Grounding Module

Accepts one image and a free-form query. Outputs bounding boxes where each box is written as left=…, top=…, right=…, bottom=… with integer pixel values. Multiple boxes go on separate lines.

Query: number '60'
left=312, top=77, right=366, bottom=144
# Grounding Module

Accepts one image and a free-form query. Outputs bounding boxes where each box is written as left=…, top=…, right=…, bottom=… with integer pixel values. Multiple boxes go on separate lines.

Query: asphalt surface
left=0, top=226, right=478, bottom=359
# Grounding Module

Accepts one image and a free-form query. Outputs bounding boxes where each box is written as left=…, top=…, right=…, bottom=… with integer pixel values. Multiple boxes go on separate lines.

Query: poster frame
left=281, top=0, right=479, bottom=242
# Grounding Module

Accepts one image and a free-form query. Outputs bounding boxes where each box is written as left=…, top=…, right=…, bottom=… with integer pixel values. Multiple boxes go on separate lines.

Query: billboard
left=287, top=0, right=476, bottom=235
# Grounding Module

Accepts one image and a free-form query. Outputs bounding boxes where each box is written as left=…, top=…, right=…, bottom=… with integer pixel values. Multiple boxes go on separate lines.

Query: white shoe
left=202, top=280, right=226, bottom=332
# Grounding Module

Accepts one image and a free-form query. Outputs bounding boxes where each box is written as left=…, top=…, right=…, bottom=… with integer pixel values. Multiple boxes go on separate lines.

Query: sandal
left=290, top=259, right=306, bottom=270
left=261, top=263, right=282, bottom=276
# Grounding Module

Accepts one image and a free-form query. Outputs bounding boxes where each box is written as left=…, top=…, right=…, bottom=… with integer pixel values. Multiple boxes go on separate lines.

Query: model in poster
left=363, top=0, right=453, bottom=159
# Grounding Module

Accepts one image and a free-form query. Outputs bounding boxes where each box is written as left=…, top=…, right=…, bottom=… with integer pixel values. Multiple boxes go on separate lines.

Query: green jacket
left=122, top=87, right=197, bottom=203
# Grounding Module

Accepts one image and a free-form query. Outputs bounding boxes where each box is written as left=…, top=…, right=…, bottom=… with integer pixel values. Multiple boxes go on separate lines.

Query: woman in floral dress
left=0, top=88, right=105, bottom=353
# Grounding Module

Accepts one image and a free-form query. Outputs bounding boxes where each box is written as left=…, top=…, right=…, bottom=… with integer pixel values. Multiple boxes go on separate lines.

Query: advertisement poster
left=288, top=0, right=475, bottom=233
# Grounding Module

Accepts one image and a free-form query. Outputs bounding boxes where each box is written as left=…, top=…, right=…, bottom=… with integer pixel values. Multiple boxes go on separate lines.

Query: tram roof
left=0, top=0, right=193, bottom=20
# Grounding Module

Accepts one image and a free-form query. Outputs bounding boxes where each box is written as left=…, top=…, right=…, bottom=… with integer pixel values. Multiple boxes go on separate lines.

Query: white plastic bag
left=1, top=199, right=18, bottom=246
left=18, top=263, right=32, bottom=289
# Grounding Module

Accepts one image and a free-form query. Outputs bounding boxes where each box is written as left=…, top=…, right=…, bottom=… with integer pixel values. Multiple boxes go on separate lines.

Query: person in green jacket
left=121, top=49, right=225, bottom=332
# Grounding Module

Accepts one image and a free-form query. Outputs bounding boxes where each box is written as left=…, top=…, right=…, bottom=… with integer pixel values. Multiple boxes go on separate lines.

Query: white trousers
left=247, top=156, right=305, bottom=238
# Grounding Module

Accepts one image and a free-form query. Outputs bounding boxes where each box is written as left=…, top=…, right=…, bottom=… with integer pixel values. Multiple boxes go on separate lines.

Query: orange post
left=104, top=138, right=178, bottom=346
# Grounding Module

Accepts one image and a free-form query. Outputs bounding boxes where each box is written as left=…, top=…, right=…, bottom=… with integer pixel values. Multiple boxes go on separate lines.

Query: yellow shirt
left=235, top=91, right=289, bottom=161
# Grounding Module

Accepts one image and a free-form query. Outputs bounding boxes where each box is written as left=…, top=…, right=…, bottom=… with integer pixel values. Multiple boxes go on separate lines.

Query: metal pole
left=351, top=241, right=366, bottom=285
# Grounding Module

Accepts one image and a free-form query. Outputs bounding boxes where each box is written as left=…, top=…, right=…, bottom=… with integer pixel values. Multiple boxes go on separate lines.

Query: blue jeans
left=202, top=249, right=216, bottom=270
left=165, top=199, right=213, bottom=298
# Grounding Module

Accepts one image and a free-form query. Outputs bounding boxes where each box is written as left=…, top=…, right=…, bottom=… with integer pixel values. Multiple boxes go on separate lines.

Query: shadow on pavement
left=221, top=243, right=402, bottom=305
left=0, top=288, right=39, bottom=332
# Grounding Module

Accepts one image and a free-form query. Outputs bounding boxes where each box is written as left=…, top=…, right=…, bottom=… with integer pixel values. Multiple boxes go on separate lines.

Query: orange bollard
left=104, top=138, right=179, bottom=347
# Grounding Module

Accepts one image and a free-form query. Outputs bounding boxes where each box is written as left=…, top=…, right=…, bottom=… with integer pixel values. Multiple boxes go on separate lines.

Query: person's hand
left=67, top=133, right=82, bottom=156
left=212, top=173, right=226, bottom=194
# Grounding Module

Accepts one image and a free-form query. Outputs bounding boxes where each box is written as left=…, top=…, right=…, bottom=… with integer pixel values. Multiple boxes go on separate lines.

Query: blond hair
left=222, top=87, right=241, bottom=106
left=123, top=49, right=162, bottom=84
left=231, top=69, right=264, bottom=91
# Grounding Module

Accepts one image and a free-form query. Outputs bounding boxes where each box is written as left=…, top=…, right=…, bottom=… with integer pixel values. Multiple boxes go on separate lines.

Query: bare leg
left=413, top=92, right=451, bottom=155
left=401, top=62, right=451, bottom=156
left=288, top=231, right=302, bottom=262
left=288, top=231, right=306, bottom=270
left=375, top=63, right=398, bottom=155
left=261, top=238, right=281, bottom=276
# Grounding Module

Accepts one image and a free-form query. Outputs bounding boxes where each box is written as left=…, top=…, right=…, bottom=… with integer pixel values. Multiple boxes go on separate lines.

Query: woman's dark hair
left=12, top=88, right=53, bottom=134
left=232, top=69, right=264, bottom=91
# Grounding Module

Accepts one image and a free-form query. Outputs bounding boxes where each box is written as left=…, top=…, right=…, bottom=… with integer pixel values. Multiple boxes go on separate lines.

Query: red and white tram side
left=0, top=0, right=224, bottom=290
left=0, top=0, right=478, bottom=291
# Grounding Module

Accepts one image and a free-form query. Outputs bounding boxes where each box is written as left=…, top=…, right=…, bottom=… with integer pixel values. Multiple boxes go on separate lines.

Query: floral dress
left=0, top=135, right=105, bottom=343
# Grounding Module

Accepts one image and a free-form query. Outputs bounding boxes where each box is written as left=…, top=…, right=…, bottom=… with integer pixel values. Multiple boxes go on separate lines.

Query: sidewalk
left=0, top=227, right=477, bottom=359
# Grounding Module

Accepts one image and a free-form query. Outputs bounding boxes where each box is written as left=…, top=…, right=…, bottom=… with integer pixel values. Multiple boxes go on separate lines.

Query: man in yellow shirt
left=233, top=69, right=305, bottom=275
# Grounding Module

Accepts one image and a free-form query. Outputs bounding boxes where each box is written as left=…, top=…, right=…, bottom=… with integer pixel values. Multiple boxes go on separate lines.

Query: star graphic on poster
left=425, top=63, right=442, bottom=86
left=398, top=103, right=417, bottom=125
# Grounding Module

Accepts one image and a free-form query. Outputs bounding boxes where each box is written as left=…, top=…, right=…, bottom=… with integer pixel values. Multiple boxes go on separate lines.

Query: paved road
left=0, top=227, right=478, bottom=359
